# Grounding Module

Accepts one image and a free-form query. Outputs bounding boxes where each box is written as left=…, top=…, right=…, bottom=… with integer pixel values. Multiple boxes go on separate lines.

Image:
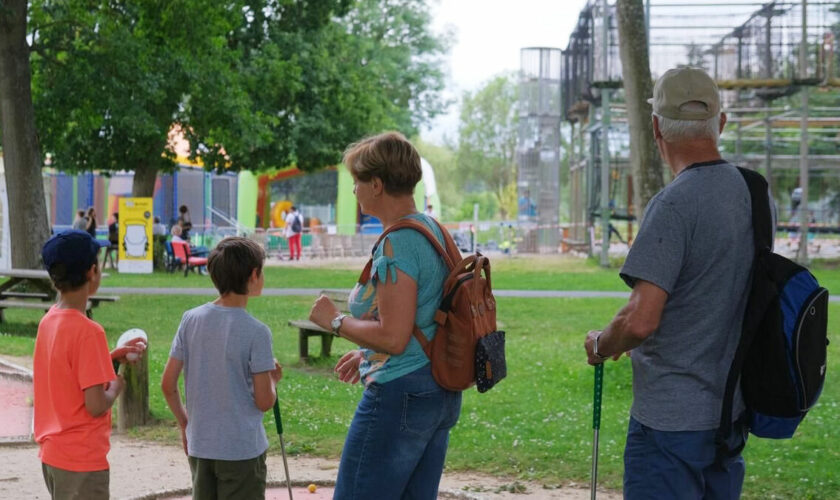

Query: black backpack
left=716, top=168, right=829, bottom=460
left=291, top=214, right=302, bottom=233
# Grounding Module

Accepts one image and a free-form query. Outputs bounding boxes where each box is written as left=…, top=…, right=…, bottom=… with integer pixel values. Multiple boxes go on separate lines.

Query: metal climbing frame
left=561, top=1, right=840, bottom=263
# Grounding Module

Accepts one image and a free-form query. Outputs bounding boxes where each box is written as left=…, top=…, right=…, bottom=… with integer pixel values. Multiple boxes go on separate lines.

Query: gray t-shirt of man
left=620, top=160, right=753, bottom=432
left=170, top=302, right=275, bottom=460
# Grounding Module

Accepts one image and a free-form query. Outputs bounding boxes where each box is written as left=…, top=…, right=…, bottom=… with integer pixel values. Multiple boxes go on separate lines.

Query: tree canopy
left=456, top=74, right=519, bottom=219
left=29, top=0, right=450, bottom=195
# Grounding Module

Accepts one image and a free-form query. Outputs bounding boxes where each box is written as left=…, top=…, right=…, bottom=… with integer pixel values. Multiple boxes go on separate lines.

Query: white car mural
left=123, top=221, right=149, bottom=258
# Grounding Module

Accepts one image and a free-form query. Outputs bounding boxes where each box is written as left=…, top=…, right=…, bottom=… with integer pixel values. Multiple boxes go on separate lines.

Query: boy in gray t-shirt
left=161, top=237, right=282, bottom=499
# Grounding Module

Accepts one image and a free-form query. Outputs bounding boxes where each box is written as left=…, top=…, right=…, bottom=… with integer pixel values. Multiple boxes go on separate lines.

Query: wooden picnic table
left=0, top=268, right=119, bottom=321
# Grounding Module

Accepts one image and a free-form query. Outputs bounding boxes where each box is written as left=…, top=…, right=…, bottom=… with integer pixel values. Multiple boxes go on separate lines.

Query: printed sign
left=117, top=197, right=153, bottom=273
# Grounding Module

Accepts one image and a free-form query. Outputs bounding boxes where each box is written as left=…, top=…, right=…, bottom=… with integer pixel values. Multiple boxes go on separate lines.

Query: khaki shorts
left=189, top=452, right=267, bottom=500
left=41, top=463, right=109, bottom=500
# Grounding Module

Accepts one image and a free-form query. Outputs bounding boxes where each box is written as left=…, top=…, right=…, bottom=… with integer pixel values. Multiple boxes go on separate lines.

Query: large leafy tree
left=456, top=74, right=519, bottom=219
left=0, top=0, right=51, bottom=268
left=30, top=0, right=449, bottom=196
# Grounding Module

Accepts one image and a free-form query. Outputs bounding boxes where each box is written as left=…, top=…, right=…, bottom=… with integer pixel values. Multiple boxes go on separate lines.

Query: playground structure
left=41, top=152, right=442, bottom=257
left=555, top=0, right=840, bottom=263
left=517, top=47, right=564, bottom=253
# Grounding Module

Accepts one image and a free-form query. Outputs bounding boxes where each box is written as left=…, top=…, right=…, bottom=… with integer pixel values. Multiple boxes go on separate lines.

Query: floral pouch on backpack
left=475, top=330, right=506, bottom=393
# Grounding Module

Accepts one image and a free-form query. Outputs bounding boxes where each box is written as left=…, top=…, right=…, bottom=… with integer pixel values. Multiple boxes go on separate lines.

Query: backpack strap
left=715, top=168, right=773, bottom=462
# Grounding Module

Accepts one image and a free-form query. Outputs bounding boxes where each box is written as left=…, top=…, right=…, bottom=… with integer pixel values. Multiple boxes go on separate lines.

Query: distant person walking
left=584, top=67, right=756, bottom=499
left=85, top=207, right=97, bottom=238
left=72, top=210, right=87, bottom=231
left=285, top=206, right=303, bottom=260
left=177, top=205, right=193, bottom=240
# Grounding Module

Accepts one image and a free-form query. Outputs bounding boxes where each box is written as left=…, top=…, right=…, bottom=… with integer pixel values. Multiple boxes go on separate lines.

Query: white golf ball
left=126, top=352, right=139, bottom=362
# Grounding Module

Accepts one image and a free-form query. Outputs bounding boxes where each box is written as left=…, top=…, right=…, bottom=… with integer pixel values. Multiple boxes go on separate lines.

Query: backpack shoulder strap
left=737, top=167, right=772, bottom=254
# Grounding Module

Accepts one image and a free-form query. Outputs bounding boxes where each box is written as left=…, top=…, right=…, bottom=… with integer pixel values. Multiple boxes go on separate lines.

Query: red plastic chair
left=170, top=241, right=208, bottom=277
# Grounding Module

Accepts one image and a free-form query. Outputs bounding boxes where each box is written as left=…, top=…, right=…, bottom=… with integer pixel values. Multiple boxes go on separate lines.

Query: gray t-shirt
left=620, top=160, right=753, bottom=431
left=170, top=302, right=275, bottom=460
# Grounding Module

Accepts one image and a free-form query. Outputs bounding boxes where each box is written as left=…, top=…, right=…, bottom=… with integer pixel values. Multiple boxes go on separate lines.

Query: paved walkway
left=99, top=287, right=840, bottom=301
left=100, top=287, right=634, bottom=298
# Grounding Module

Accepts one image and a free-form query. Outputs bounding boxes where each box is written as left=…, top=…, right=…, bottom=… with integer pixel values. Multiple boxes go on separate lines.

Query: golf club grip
left=273, top=398, right=283, bottom=436
left=593, top=363, right=604, bottom=430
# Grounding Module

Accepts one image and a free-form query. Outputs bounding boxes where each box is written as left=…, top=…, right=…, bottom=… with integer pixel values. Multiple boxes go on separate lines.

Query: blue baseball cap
left=42, top=230, right=109, bottom=279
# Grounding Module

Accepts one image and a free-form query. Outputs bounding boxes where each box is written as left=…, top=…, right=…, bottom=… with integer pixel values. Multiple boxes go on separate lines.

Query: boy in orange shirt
left=34, top=230, right=145, bottom=499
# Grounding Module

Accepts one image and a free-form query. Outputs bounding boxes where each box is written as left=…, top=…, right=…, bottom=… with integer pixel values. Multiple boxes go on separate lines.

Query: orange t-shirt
left=33, top=307, right=115, bottom=471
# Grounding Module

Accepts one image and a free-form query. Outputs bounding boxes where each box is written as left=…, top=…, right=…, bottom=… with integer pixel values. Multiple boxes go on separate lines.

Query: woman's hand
left=334, top=350, right=363, bottom=384
left=309, top=295, right=340, bottom=331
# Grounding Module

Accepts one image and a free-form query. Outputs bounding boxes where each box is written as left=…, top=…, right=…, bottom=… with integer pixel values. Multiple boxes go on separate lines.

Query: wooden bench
left=288, top=289, right=349, bottom=362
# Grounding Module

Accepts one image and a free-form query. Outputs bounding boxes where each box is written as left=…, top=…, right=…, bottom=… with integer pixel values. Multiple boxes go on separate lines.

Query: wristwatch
left=593, top=332, right=609, bottom=360
left=331, top=313, right=347, bottom=336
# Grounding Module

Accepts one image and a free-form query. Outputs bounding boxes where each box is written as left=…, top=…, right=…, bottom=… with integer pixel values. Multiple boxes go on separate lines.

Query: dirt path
left=0, top=356, right=619, bottom=500
left=0, top=438, right=618, bottom=500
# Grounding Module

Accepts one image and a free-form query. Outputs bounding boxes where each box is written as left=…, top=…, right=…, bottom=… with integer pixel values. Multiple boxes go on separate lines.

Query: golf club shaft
left=273, top=399, right=293, bottom=499
left=279, top=435, right=294, bottom=500
left=591, top=363, right=604, bottom=500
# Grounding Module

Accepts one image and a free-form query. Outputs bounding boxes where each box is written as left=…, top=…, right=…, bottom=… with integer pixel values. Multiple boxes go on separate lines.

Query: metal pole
left=600, top=0, right=611, bottom=268
left=797, top=0, right=810, bottom=263
left=587, top=103, right=596, bottom=258
left=765, top=109, right=774, bottom=201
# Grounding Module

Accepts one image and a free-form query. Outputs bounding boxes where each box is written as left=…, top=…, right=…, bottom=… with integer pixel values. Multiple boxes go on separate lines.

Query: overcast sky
left=421, top=0, right=590, bottom=144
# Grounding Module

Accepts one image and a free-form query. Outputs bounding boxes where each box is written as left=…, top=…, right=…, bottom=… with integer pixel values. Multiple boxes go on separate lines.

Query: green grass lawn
left=1, top=291, right=838, bottom=498
left=102, top=255, right=628, bottom=291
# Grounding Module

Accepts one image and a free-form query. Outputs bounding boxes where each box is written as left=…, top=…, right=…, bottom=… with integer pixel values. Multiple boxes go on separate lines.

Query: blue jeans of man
left=624, top=417, right=747, bottom=500
left=334, top=364, right=462, bottom=500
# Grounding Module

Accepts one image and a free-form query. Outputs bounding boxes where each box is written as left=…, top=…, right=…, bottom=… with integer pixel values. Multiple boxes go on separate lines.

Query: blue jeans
left=624, top=417, right=747, bottom=500
left=334, top=364, right=462, bottom=500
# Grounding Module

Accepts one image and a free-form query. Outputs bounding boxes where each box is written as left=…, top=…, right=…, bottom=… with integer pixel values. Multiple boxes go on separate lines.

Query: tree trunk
left=131, top=164, right=158, bottom=197
left=0, top=0, right=51, bottom=269
left=616, top=0, right=664, bottom=220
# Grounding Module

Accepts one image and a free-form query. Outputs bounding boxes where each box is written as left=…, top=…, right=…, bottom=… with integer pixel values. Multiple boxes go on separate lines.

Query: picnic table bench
left=288, top=289, right=349, bottom=362
left=0, top=269, right=119, bottom=322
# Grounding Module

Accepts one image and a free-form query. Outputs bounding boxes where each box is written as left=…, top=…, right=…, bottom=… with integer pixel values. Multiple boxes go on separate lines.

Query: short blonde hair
left=343, top=132, right=422, bottom=196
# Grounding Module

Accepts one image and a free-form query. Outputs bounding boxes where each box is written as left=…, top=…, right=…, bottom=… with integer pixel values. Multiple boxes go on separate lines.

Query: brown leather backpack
left=359, top=218, right=506, bottom=392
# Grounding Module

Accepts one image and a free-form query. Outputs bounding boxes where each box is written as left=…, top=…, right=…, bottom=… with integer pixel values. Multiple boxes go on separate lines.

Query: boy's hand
left=179, top=421, right=189, bottom=456
left=334, top=350, right=362, bottom=384
left=309, top=295, right=340, bottom=331
left=111, top=337, right=147, bottom=364
left=269, top=359, right=283, bottom=385
left=105, top=376, right=125, bottom=399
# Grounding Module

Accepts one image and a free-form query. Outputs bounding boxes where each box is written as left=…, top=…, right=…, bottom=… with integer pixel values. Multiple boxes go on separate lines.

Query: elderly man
left=584, top=67, right=754, bottom=499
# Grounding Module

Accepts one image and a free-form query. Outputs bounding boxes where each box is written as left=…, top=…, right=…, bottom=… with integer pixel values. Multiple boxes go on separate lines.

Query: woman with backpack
left=308, top=132, right=462, bottom=499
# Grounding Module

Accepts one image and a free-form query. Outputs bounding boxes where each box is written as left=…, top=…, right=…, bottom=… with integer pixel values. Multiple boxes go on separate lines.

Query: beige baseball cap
left=648, top=66, right=720, bottom=120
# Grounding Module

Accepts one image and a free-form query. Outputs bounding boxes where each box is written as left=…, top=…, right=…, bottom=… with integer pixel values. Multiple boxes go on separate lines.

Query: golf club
left=591, top=362, right=604, bottom=500
left=273, top=398, right=294, bottom=500
left=113, top=328, right=147, bottom=374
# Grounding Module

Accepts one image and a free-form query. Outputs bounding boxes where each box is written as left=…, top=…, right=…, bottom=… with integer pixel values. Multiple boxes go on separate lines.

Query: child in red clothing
left=34, top=230, right=145, bottom=500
